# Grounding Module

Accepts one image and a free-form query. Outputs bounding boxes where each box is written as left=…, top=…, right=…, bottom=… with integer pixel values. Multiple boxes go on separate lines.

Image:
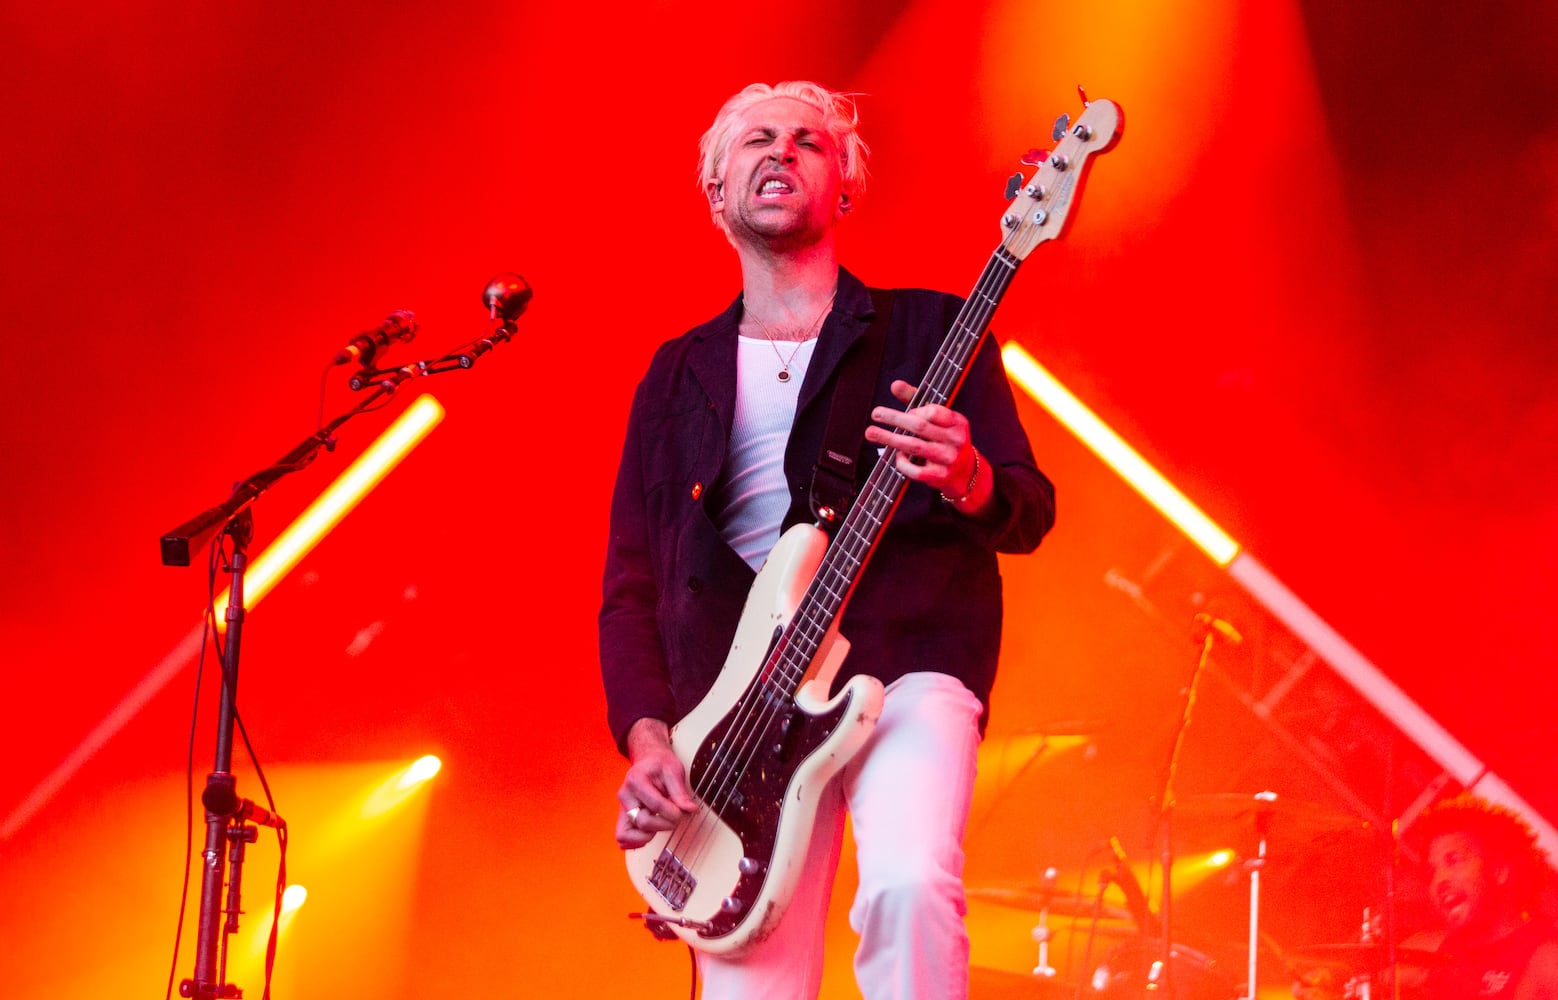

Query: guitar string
left=663, top=258, right=1014, bottom=903
left=675, top=269, right=1006, bottom=865
left=680, top=295, right=1004, bottom=827
left=655, top=251, right=1019, bottom=917
left=658, top=253, right=1016, bottom=906
left=671, top=200, right=1042, bottom=839
left=660, top=327, right=993, bottom=912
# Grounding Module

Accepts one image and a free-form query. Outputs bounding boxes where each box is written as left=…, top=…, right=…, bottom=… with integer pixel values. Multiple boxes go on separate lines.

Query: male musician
left=1294, top=794, right=1558, bottom=1000
left=1406, top=793, right=1558, bottom=999
left=598, top=81, right=1055, bottom=998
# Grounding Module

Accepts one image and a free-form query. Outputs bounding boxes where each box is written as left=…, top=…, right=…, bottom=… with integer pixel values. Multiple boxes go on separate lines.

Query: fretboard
left=767, top=246, right=1023, bottom=696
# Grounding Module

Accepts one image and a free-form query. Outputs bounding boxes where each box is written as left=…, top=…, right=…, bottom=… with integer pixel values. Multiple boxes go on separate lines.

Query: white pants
left=699, top=672, right=984, bottom=1000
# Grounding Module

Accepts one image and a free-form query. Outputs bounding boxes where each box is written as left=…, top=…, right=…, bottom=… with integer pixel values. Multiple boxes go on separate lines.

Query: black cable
left=686, top=943, right=698, bottom=1000
left=231, top=705, right=285, bottom=998
left=1071, top=874, right=1114, bottom=1000
left=1064, top=842, right=1109, bottom=985
left=259, top=824, right=287, bottom=1000
left=165, top=526, right=290, bottom=1000
left=163, top=532, right=224, bottom=1000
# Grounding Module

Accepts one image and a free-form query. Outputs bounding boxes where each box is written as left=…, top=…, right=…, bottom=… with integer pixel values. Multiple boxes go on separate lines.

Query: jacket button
left=687, top=577, right=704, bottom=593
left=691, top=482, right=703, bottom=500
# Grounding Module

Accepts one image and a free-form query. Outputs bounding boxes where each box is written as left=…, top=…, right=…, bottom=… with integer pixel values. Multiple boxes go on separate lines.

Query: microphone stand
left=170, top=379, right=407, bottom=999
left=164, top=274, right=532, bottom=997
left=1151, top=626, right=1219, bottom=999
left=182, top=521, right=254, bottom=999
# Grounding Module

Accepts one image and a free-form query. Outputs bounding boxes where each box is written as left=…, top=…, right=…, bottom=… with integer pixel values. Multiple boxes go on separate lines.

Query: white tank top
left=719, top=335, right=819, bottom=570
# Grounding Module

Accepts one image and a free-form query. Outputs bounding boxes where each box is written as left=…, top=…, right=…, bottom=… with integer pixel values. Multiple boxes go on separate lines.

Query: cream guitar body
left=624, top=523, right=884, bottom=955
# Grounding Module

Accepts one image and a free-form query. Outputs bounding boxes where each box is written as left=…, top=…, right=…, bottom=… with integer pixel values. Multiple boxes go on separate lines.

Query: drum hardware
left=966, top=884, right=1132, bottom=924
left=1171, top=791, right=1382, bottom=999
left=1031, top=867, right=1062, bottom=980
left=966, top=868, right=1137, bottom=997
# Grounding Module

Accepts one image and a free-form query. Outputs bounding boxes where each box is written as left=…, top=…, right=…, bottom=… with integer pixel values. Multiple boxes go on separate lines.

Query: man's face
left=708, top=96, right=847, bottom=250
left=1428, top=831, right=1508, bottom=935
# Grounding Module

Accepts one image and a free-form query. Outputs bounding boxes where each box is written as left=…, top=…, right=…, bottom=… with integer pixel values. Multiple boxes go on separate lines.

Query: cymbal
left=1172, top=792, right=1377, bottom=845
left=967, top=885, right=1133, bottom=923
left=1290, top=943, right=1445, bottom=972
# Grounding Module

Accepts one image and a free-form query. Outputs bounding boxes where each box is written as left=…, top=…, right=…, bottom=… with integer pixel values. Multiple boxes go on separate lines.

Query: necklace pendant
left=777, top=369, right=791, bottom=383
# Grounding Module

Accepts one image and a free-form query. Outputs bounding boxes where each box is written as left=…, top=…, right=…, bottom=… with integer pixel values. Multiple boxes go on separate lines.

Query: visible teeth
left=760, top=180, right=791, bottom=196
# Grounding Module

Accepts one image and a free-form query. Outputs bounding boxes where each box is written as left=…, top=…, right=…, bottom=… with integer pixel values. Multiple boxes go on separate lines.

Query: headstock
left=998, top=97, right=1122, bottom=260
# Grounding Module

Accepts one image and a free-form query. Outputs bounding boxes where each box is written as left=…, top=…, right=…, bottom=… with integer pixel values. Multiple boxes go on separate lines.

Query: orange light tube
left=216, top=394, right=445, bottom=613
left=1001, top=343, right=1240, bottom=566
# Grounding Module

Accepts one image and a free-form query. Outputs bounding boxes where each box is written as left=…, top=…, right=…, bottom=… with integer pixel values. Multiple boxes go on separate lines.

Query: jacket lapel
left=686, top=298, right=741, bottom=451
left=795, top=268, right=876, bottom=419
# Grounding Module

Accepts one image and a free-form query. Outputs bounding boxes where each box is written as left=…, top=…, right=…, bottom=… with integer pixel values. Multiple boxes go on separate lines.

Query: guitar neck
left=770, top=247, right=1023, bottom=692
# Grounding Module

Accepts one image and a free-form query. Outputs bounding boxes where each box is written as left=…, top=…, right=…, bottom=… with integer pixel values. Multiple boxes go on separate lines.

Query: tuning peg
left=1051, top=114, right=1071, bottom=142
left=1005, top=171, right=1024, bottom=200
left=1020, top=148, right=1048, bottom=167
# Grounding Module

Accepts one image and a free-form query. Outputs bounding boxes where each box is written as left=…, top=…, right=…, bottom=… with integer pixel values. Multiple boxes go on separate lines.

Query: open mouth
left=758, top=178, right=794, bottom=198
left=1437, top=891, right=1469, bottom=923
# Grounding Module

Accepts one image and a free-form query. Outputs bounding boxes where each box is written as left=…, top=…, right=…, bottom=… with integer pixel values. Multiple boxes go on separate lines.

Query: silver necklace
left=744, top=290, right=837, bottom=383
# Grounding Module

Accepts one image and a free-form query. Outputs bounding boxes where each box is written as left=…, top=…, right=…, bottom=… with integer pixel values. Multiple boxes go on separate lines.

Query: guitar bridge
left=648, top=847, right=696, bottom=910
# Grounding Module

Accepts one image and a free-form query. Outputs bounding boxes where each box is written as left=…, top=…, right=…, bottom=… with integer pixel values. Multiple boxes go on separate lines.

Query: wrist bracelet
left=940, top=449, right=980, bottom=505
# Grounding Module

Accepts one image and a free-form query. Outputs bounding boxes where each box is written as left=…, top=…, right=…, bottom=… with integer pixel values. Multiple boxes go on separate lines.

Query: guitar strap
left=809, top=287, right=894, bottom=529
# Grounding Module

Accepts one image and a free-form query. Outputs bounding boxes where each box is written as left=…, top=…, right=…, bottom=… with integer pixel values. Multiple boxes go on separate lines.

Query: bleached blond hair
left=697, top=81, right=870, bottom=231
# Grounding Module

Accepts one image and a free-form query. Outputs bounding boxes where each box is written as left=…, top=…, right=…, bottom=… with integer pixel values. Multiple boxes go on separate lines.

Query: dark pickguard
left=680, top=680, right=858, bottom=941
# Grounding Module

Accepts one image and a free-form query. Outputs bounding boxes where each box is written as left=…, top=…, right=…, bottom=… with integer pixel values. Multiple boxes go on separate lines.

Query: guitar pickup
left=771, top=709, right=799, bottom=758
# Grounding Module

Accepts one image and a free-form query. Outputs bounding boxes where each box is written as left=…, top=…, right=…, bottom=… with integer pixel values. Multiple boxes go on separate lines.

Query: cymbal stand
left=1153, top=625, right=1218, bottom=997
left=1242, top=793, right=1275, bottom=1000
left=1029, top=867, right=1061, bottom=981
left=1157, top=813, right=1175, bottom=998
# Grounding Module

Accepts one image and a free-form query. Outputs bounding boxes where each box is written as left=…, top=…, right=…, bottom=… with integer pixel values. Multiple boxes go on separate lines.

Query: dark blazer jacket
left=599, top=268, right=1055, bottom=752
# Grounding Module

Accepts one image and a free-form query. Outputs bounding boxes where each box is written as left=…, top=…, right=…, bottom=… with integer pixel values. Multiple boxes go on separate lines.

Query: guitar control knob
left=721, top=896, right=746, bottom=915
left=739, top=856, right=763, bottom=875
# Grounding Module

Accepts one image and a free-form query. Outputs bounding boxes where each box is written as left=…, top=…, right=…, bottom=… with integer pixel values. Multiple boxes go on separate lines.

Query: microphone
left=482, top=273, right=533, bottom=328
left=334, top=310, right=418, bottom=366
left=201, top=772, right=287, bottom=828
left=1107, top=835, right=1161, bottom=936
left=1193, top=612, right=1243, bottom=645
left=229, top=798, right=287, bottom=829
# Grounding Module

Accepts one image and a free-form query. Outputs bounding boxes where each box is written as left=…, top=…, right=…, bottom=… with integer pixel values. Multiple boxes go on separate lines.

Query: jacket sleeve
left=951, top=307, right=1056, bottom=554
left=598, top=380, right=679, bottom=755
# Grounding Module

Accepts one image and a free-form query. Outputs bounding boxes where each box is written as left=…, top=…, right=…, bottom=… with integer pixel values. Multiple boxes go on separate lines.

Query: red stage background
left=2, top=1, right=1554, bottom=997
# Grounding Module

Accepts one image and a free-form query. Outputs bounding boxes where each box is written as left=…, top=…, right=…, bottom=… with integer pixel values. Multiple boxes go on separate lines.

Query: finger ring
left=626, top=806, right=643, bottom=826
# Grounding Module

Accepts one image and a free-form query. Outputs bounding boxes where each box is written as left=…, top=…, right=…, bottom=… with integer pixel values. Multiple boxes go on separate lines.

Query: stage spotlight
left=396, top=755, right=442, bottom=790
left=362, top=755, right=444, bottom=819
